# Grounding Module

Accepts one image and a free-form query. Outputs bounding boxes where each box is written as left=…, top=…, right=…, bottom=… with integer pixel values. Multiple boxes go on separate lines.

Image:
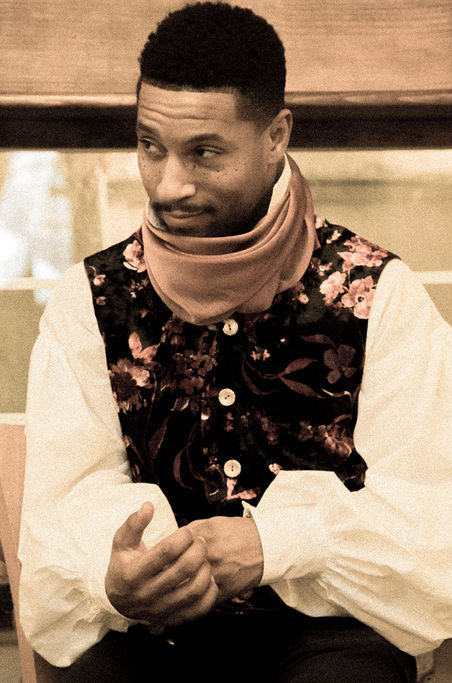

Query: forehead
left=137, top=82, right=245, bottom=136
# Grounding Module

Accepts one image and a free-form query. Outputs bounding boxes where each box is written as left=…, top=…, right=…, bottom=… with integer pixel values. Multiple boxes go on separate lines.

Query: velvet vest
left=85, top=220, right=396, bottom=527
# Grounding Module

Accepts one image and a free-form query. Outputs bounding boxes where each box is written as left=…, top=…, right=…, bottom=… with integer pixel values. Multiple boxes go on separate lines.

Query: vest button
left=223, top=459, right=241, bottom=477
left=222, top=318, right=239, bottom=336
left=218, top=388, right=236, bottom=406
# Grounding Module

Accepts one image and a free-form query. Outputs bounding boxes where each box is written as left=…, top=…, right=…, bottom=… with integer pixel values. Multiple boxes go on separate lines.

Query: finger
left=136, top=525, right=196, bottom=578
left=146, top=560, right=215, bottom=622
left=185, top=519, right=206, bottom=533
left=164, top=572, right=219, bottom=626
left=141, top=535, right=208, bottom=590
left=169, top=559, right=214, bottom=608
left=185, top=518, right=211, bottom=540
left=112, top=502, right=155, bottom=552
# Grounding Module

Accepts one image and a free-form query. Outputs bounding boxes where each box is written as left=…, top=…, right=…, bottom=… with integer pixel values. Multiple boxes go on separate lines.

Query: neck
left=231, top=158, right=286, bottom=235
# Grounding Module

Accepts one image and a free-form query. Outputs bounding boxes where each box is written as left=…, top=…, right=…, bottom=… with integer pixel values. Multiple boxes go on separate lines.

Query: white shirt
left=18, top=254, right=452, bottom=666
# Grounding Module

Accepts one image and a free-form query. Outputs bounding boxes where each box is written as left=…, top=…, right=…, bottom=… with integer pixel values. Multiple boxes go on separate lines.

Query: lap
left=274, top=616, right=416, bottom=683
left=45, top=610, right=417, bottom=683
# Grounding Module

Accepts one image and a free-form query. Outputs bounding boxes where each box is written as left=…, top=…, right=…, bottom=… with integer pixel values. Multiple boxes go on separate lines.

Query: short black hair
left=138, top=2, right=286, bottom=126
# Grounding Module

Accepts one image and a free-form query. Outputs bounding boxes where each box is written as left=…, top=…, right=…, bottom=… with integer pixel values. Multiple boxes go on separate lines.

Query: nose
left=156, top=155, right=196, bottom=204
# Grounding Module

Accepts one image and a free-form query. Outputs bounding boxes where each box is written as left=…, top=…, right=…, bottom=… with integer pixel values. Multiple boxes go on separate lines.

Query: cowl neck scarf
left=142, top=155, right=318, bottom=326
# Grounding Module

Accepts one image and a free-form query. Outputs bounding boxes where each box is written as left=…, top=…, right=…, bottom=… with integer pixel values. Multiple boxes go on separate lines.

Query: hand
left=186, top=516, right=264, bottom=603
left=105, top=502, right=218, bottom=628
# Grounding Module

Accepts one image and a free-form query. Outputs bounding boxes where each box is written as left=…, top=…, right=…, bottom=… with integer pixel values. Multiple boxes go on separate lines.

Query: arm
left=192, top=260, right=452, bottom=655
left=18, top=263, right=180, bottom=666
left=186, top=515, right=263, bottom=603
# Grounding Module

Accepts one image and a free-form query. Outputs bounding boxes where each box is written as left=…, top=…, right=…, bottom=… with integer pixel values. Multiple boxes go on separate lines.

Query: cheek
left=215, top=175, right=263, bottom=207
left=137, top=152, right=147, bottom=183
left=206, top=166, right=251, bottom=202
left=137, top=154, right=158, bottom=193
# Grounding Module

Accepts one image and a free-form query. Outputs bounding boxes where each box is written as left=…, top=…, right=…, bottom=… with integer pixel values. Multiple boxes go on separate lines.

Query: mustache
left=153, top=202, right=213, bottom=215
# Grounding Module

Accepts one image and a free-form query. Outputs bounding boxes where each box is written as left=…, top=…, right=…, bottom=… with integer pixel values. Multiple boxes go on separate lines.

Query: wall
left=1, top=0, right=451, bottom=97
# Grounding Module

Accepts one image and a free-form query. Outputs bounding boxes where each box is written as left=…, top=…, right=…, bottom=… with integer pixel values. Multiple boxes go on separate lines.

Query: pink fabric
left=142, top=155, right=318, bottom=325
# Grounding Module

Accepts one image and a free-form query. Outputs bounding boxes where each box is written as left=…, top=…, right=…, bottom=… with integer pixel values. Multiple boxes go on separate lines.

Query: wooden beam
left=1, top=1, right=451, bottom=95
left=287, top=90, right=452, bottom=148
left=1, top=91, right=451, bottom=149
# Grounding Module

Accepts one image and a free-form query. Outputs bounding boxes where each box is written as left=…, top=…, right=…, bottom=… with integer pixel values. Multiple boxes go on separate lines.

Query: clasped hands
left=105, top=502, right=264, bottom=629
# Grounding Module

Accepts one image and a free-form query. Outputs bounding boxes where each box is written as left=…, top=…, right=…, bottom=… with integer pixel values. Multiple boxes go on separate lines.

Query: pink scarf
left=142, top=155, right=318, bottom=325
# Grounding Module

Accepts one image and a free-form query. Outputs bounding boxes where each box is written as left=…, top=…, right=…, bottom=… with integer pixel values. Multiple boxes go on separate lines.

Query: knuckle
left=155, top=543, right=172, bottom=567
left=112, top=527, right=124, bottom=549
left=164, top=545, right=205, bottom=589
left=158, top=528, right=193, bottom=566
left=121, top=566, right=138, bottom=591
left=188, top=563, right=212, bottom=600
left=172, top=564, right=189, bottom=586
left=193, top=535, right=208, bottom=556
left=114, top=557, right=142, bottom=592
left=179, top=525, right=195, bottom=548
left=197, top=591, right=217, bottom=617
left=209, top=577, right=219, bottom=599
left=185, top=540, right=207, bottom=570
left=113, top=514, right=136, bottom=548
left=124, top=514, right=137, bottom=534
left=195, top=519, right=212, bottom=538
left=189, top=576, right=207, bottom=601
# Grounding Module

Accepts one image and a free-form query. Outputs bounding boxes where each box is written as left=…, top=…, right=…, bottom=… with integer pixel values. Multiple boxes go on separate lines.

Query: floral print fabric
left=84, top=220, right=397, bottom=527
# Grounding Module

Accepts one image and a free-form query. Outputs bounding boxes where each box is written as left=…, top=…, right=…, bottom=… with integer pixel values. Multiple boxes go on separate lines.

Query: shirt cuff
left=243, top=476, right=330, bottom=585
left=85, top=550, right=137, bottom=628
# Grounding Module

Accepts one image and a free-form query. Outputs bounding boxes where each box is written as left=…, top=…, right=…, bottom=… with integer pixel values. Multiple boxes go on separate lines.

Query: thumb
left=113, top=502, right=155, bottom=551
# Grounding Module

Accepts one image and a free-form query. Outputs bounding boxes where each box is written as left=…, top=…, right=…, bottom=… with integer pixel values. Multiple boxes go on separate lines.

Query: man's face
left=136, top=82, right=278, bottom=238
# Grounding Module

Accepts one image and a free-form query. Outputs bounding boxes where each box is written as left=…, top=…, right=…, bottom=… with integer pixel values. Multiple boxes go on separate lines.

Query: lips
left=156, top=207, right=212, bottom=235
left=163, top=210, right=205, bottom=219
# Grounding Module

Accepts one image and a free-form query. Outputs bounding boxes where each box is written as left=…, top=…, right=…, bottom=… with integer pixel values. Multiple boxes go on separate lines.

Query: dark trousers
left=46, top=610, right=417, bottom=683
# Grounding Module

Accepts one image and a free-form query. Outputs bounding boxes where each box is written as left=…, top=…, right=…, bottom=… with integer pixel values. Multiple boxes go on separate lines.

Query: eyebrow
left=135, top=123, right=157, bottom=136
left=135, top=124, right=227, bottom=146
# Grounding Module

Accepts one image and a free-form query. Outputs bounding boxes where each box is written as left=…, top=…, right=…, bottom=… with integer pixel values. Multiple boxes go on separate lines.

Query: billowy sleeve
left=18, top=262, right=178, bottom=667
left=245, top=258, right=452, bottom=655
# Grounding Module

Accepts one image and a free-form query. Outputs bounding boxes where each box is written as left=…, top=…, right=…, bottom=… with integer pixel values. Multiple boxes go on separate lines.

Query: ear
left=266, top=108, right=293, bottom=162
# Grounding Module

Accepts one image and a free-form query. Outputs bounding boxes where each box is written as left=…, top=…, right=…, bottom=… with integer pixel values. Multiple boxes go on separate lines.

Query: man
left=18, top=3, right=452, bottom=682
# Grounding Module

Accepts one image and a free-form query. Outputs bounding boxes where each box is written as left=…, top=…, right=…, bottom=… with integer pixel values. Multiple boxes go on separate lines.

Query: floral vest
left=85, top=220, right=396, bottom=528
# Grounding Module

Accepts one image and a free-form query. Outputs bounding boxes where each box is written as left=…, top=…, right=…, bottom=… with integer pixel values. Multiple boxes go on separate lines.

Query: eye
left=138, top=138, right=163, bottom=156
left=195, top=147, right=220, bottom=159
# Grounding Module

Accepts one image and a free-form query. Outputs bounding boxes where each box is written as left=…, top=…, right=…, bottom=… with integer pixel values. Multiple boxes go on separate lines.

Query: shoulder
left=367, top=258, right=449, bottom=360
left=315, top=219, right=398, bottom=266
left=43, top=261, right=92, bottom=323
left=39, top=261, right=104, bottom=350
left=84, top=230, right=146, bottom=282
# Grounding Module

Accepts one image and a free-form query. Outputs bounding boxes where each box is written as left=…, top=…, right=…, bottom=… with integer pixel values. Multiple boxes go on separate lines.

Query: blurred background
left=1, top=147, right=451, bottom=421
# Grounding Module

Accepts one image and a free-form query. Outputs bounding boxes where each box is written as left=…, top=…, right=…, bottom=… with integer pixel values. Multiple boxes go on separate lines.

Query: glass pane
left=290, top=150, right=452, bottom=326
left=291, top=150, right=452, bottom=273
left=0, top=151, right=146, bottom=290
